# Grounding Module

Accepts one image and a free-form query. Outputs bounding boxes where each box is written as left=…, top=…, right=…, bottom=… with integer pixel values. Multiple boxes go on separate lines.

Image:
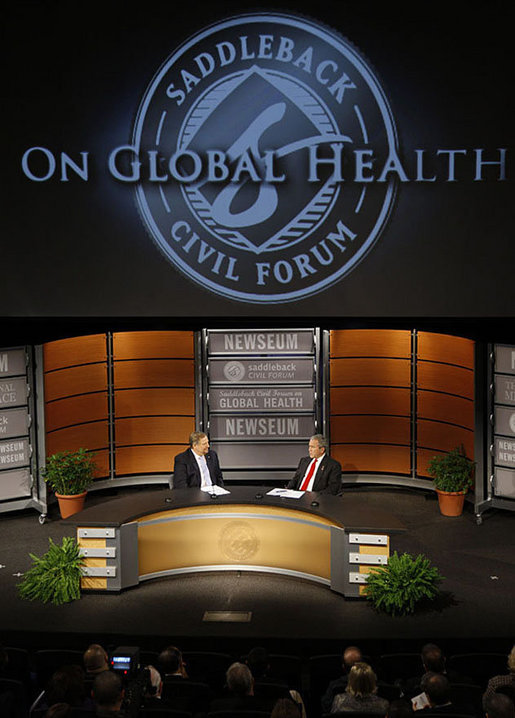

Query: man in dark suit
left=287, top=434, right=341, bottom=495
left=173, top=431, right=224, bottom=489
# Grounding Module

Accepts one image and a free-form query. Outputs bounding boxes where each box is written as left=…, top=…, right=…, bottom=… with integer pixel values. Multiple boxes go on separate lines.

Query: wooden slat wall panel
left=417, top=390, right=474, bottom=428
left=113, top=331, right=194, bottom=360
left=331, top=416, right=410, bottom=445
left=332, top=445, right=411, bottom=475
left=417, top=420, right=474, bottom=457
left=44, top=364, right=108, bottom=402
left=114, top=388, right=194, bottom=417
left=113, top=360, right=194, bottom=389
left=330, top=358, right=411, bottom=387
left=45, top=422, right=109, bottom=456
left=115, top=417, right=195, bottom=446
left=330, top=330, right=411, bottom=358
left=418, top=332, right=474, bottom=367
left=331, top=387, right=410, bottom=416
left=45, top=393, right=108, bottom=432
left=43, top=334, right=107, bottom=371
left=417, top=362, right=474, bottom=398
left=116, top=445, right=184, bottom=475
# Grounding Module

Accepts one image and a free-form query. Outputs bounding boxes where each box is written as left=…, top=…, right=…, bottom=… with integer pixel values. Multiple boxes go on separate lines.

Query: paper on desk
left=201, top=485, right=230, bottom=495
left=266, top=488, right=304, bottom=499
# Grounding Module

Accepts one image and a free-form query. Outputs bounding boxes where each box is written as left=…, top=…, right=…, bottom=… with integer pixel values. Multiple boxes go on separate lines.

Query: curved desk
left=70, top=487, right=405, bottom=598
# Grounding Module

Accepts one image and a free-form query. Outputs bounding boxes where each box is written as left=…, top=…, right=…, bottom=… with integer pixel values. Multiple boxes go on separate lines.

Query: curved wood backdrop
left=43, top=329, right=474, bottom=483
left=43, top=334, right=109, bottom=477
left=329, top=330, right=474, bottom=478
left=43, top=331, right=195, bottom=479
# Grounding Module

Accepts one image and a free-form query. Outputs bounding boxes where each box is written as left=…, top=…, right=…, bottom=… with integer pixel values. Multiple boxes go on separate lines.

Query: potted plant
left=42, top=448, right=97, bottom=518
left=363, top=551, right=444, bottom=616
left=18, top=537, right=83, bottom=605
left=427, top=445, right=475, bottom=517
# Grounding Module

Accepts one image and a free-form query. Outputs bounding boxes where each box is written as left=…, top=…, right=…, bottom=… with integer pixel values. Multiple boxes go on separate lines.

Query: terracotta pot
left=55, top=491, right=87, bottom=519
left=436, top=489, right=466, bottom=517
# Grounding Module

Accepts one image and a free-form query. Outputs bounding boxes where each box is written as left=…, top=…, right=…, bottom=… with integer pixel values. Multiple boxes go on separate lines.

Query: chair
left=33, top=649, right=84, bottom=691
left=0, top=677, right=28, bottom=718
left=161, top=678, right=211, bottom=713
left=182, top=651, right=233, bottom=691
left=140, top=650, right=160, bottom=667
left=378, top=653, right=421, bottom=684
left=450, top=683, right=484, bottom=714
left=3, top=647, right=31, bottom=685
left=268, top=654, right=303, bottom=690
left=447, top=653, right=508, bottom=688
left=254, top=680, right=291, bottom=701
left=140, top=709, right=192, bottom=718
left=377, top=683, right=402, bottom=701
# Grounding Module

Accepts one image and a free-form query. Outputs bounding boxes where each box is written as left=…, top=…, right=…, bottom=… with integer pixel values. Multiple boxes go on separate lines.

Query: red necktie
left=300, top=459, right=318, bottom=491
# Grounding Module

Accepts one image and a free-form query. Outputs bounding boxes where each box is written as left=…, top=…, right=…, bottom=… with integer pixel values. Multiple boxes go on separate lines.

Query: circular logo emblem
left=223, top=360, right=246, bottom=382
left=219, top=521, right=260, bottom=561
left=509, top=413, right=515, bottom=434
left=133, top=13, right=398, bottom=303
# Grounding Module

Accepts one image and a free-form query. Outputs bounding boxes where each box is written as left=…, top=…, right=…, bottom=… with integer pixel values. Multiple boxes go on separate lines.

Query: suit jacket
left=173, top=448, right=224, bottom=489
left=287, top=453, right=341, bottom=494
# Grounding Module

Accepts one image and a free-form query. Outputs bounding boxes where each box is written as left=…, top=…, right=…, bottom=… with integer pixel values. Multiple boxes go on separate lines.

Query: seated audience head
left=46, top=665, right=86, bottom=706
left=421, top=644, right=445, bottom=673
left=346, top=662, right=378, bottom=698
left=387, top=699, right=414, bottom=718
left=485, top=693, right=515, bottom=718
left=83, top=643, right=109, bottom=675
left=508, top=645, right=515, bottom=674
left=45, top=704, right=72, bottom=718
left=158, top=645, right=185, bottom=676
left=92, top=671, right=124, bottom=710
left=343, top=645, right=363, bottom=673
left=421, top=672, right=451, bottom=707
left=246, top=646, right=270, bottom=679
left=226, top=662, right=254, bottom=696
left=271, top=697, right=302, bottom=718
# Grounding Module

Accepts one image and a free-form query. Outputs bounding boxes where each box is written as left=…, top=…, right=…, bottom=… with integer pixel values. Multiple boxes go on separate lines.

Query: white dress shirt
left=192, top=449, right=212, bottom=487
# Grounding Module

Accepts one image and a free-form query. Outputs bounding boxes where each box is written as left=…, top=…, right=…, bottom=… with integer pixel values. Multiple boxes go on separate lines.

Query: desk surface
left=68, top=486, right=406, bottom=534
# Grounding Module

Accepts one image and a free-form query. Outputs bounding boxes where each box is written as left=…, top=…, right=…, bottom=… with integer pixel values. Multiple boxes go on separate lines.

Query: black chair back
left=447, top=654, right=508, bottom=688
left=378, top=653, right=421, bottom=684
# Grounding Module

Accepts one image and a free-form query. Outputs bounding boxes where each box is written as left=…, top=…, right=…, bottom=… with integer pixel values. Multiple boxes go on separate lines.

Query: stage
left=0, top=484, right=513, bottom=658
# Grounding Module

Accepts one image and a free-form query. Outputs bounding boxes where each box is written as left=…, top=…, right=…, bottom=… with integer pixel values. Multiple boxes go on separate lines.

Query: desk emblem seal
left=219, top=521, right=260, bottom=561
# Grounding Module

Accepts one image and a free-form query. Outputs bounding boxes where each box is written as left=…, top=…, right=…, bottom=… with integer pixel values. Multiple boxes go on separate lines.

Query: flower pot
left=435, top=489, right=466, bottom=517
left=55, top=491, right=87, bottom=519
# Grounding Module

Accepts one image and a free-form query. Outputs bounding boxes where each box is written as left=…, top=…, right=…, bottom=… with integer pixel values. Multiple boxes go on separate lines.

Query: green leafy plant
left=18, top=537, right=84, bottom=605
left=427, top=445, right=475, bottom=493
left=363, top=551, right=444, bottom=616
left=42, top=448, right=96, bottom=495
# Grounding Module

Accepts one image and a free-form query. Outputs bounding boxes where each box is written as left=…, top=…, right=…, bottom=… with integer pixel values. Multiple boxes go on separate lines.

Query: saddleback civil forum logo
left=133, top=13, right=398, bottom=303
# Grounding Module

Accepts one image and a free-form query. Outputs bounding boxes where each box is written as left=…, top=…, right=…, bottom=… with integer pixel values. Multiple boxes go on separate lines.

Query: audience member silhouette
left=321, top=645, right=363, bottom=713
left=210, top=661, right=276, bottom=713
left=484, top=693, right=515, bottom=718
left=271, top=697, right=303, bottom=718
left=483, top=646, right=515, bottom=708
left=402, top=643, right=470, bottom=699
left=331, top=662, right=389, bottom=714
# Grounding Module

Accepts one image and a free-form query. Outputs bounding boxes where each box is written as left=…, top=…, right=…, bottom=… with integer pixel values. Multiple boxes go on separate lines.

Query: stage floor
left=0, top=485, right=513, bottom=655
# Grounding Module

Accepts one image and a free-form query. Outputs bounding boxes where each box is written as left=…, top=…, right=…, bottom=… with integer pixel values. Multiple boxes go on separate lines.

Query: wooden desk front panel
left=137, top=504, right=336, bottom=581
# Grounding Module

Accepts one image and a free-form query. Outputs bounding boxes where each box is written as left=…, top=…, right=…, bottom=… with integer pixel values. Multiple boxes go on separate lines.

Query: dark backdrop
left=3, top=0, right=513, bottom=320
